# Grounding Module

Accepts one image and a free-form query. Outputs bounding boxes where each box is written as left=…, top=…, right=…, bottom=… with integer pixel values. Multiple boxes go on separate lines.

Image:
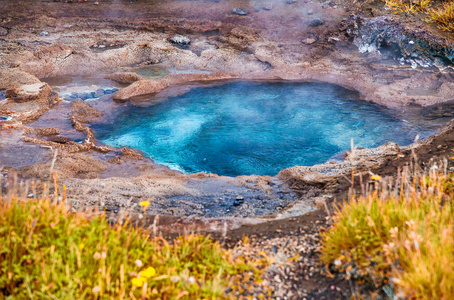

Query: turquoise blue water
left=93, top=81, right=433, bottom=176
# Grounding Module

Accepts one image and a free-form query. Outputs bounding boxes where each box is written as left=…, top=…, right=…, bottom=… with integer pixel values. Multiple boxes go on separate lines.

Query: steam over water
left=93, top=81, right=435, bottom=176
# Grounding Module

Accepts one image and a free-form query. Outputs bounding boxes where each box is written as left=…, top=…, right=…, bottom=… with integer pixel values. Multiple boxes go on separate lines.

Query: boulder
left=47, top=135, right=70, bottom=144
left=0, top=27, right=8, bottom=36
left=169, top=35, right=191, bottom=46
left=5, top=83, right=52, bottom=103
left=278, top=142, right=401, bottom=192
left=112, top=73, right=236, bottom=101
left=309, top=19, right=324, bottom=27
left=0, top=70, right=41, bottom=90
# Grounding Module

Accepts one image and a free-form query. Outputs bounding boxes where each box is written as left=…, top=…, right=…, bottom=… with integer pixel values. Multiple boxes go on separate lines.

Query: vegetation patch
left=426, top=1, right=454, bottom=32
left=377, top=0, right=454, bottom=32
left=0, top=195, right=270, bottom=299
left=320, top=168, right=454, bottom=298
left=384, top=0, right=435, bottom=14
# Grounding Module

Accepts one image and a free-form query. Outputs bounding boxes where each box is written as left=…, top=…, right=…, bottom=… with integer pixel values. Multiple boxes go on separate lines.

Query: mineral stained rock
left=232, top=8, right=248, bottom=15
left=169, top=35, right=191, bottom=46
left=5, top=83, right=52, bottom=103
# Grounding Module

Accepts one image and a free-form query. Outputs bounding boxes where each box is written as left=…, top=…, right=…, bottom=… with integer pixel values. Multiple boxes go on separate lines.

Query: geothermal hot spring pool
left=92, top=81, right=437, bottom=177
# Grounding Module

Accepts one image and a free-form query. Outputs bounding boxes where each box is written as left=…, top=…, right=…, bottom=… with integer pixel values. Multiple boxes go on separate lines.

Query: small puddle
left=42, top=76, right=121, bottom=101
left=134, top=66, right=170, bottom=78
left=92, top=81, right=442, bottom=177
left=0, top=90, right=12, bottom=120
left=0, top=115, right=12, bottom=121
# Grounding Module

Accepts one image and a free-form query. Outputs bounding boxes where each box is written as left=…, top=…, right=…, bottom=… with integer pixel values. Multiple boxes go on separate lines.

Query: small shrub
left=0, top=197, right=269, bottom=299
left=320, top=169, right=454, bottom=298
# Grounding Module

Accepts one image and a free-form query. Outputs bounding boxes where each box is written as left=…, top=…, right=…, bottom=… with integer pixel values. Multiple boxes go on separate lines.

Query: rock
left=104, top=205, right=120, bottom=213
left=0, top=27, right=8, bottom=36
left=0, top=70, right=41, bottom=90
left=70, top=99, right=103, bottom=123
left=342, top=15, right=454, bottom=70
left=169, top=35, right=191, bottom=46
left=105, top=72, right=144, bottom=84
left=233, top=196, right=244, bottom=206
left=47, top=135, right=70, bottom=144
left=278, top=141, right=401, bottom=192
left=5, top=83, right=52, bottom=103
left=121, top=147, right=143, bottom=160
left=302, top=38, right=316, bottom=45
left=36, top=127, right=61, bottom=136
left=286, top=0, right=296, bottom=4
left=112, top=73, right=236, bottom=101
left=232, top=8, right=248, bottom=15
left=262, top=4, right=273, bottom=10
left=40, top=31, right=49, bottom=36
left=307, top=9, right=314, bottom=15
left=309, top=19, right=324, bottom=27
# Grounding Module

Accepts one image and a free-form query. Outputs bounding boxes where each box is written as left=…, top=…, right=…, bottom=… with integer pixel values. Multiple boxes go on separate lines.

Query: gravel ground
left=215, top=211, right=351, bottom=300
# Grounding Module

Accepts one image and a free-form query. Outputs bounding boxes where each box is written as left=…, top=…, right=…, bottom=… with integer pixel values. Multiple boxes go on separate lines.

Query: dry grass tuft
left=384, top=0, right=435, bottom=14
left=320, top=163, right=454, bottom=298
left=426, top=1, right=454, bottom=31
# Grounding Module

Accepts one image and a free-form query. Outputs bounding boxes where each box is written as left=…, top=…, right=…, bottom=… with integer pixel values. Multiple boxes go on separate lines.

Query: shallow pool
left=93, top=81, right=435, bottom=176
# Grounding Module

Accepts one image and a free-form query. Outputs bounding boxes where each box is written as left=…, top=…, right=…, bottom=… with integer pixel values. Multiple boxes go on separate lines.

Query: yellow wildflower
left=371, top=175, right=381, bottom=180
left=140, top=267, right=156, bottom=278
left=79, top=243, right=84, bottom=251
left=139, top=201, right=150, bottom=208
left=131, top=277, right=147, bottom=287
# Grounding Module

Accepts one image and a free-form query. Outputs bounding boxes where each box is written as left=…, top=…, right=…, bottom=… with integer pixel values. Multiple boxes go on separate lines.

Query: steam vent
left=1, top=0, right=454, bottom=298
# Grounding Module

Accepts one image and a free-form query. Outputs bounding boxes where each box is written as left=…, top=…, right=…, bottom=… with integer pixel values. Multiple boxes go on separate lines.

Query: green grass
left=0, top=196, right=270, bottom=299
left=320, top=169, right=454, bottom=298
